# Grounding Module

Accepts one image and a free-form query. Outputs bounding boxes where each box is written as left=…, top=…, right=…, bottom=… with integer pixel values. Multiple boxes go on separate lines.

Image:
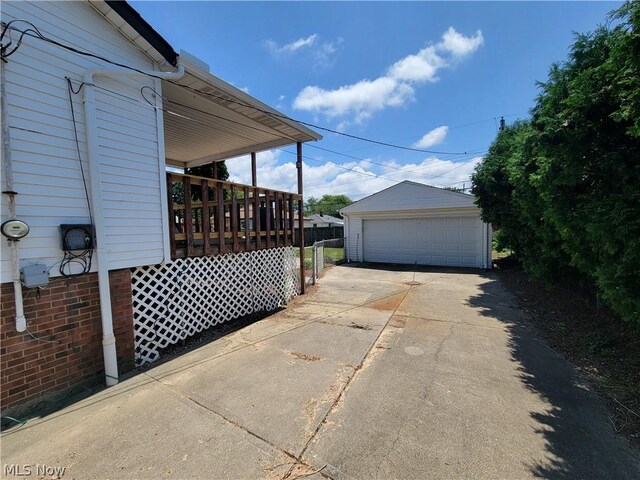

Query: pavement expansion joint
left=391, top=312, right=510, bottom=330
left=144, top=372, right=302, bottom=465
left=285, top=283, right=420, bottom=479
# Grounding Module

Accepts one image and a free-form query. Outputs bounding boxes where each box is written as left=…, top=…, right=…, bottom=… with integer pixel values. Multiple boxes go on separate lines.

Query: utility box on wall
left=21, top=264, right=49, bottom=288
left=60, top=224, right=95, bottom=251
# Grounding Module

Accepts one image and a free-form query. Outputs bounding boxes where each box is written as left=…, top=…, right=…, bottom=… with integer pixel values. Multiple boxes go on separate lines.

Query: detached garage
left=340, top=181, right=492, bottom=269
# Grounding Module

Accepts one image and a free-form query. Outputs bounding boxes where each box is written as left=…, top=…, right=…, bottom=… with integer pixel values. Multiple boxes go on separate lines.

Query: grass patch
left=296, top=247, right=344, bottom=269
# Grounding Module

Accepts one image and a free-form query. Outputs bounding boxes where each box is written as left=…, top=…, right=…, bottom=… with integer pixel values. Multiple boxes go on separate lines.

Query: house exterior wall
left=0, top=269, right=135, bottom=411
left=1, top=0, right=166, bottom=283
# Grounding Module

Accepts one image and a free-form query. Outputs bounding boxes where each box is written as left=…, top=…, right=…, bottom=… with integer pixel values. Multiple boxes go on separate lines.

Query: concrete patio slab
left=1, top=375, right=292, bottom=480
left=153, top=319, right=386, bottom=457
left=2, top=263, right=638, bottom=480
left=395, top=274, right=526, bottom=327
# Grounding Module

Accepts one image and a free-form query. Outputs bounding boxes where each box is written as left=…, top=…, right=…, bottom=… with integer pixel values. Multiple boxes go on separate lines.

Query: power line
left=73, top=76, right=485, bottom=198
left=1, top=20, right=488, bottom=198
left=90, top=80, right=486, bottom=189
left=2, top=21, right=479, bottom=156
left=331, top=114, right=523, bottom=156
left=304, top=144, right=482, bottom=184
left=71, top=80, right=402, bottom=188
left=307, top=142, right=478, bottom=169
left=300, top=153, right=483, bottom=189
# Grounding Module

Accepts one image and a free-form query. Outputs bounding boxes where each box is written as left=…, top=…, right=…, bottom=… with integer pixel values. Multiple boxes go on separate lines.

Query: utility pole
left=499, top=116, right=506, bottom=131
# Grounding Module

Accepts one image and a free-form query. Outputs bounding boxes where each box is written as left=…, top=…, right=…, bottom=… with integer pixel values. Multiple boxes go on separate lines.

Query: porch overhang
left=163, top=57, right=322, bottom=168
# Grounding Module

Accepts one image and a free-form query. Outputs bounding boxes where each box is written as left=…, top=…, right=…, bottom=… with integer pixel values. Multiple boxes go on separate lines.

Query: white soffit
left=163, top=70, right=321, bottom=166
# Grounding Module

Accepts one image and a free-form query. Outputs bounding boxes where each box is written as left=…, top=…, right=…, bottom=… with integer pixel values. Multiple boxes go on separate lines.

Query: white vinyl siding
left=94, top=78, right=164, bottom=270
left=1, top=0, right=165, bottom=282
left=344, top=216, right=363, bottom=262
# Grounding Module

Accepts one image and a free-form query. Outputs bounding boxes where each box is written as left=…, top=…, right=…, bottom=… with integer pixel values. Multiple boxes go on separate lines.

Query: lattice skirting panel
left=131, top=247, right=299, bottom=366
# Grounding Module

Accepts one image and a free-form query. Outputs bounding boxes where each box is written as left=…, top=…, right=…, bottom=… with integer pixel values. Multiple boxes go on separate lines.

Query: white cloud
left=387, top=46, right=445, bottom=83
left=293, top=77, right=414, bottom=124
left=293, top=27, right=483, bottom=124
left=225, top=149, right=482, bottom=201
left=312, top=37, right=343, bottom=70
left=439, top=27, right=484, bottom=57
left=305, top=155, right=482, bottom=200
left=264, top=34, right=342, bottom=70
left=413, top=125, right=449, bottom=148
left=265, top=34, right=318, bottom=54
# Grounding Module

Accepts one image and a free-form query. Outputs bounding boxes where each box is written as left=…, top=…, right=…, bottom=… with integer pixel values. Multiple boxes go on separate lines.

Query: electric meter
left=1, top=219, right=30, bottom=240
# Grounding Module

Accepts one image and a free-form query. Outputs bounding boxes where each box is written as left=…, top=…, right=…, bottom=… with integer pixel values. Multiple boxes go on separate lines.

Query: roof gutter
left=104, top=0, right=178, bottom=67
left=83, top=63, right=184, bottom=387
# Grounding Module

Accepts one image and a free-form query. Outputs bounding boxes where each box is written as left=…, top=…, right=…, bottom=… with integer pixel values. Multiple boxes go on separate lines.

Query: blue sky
left=132, top=1, right=620, bottom=200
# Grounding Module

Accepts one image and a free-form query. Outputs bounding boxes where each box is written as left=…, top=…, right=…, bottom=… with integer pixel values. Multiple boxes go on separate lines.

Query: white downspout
left=83, top=64, right=184, bottom=387
left=1, top=59, right=26, bottom=332
left=481, top=221, right=491, bottom=270
left=487, top=223, right=493, bottom=269
left=343, top=213, right=349, bottom=263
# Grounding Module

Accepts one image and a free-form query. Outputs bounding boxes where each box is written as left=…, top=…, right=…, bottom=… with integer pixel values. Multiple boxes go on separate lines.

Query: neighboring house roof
left=307, top=214, right=344, bottom=225
left=340, top=180, right=477, bottom=214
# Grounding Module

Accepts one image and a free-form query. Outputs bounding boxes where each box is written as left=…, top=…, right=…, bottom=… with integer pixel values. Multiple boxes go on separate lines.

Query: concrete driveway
left=2, top=264, right=639, bottom=479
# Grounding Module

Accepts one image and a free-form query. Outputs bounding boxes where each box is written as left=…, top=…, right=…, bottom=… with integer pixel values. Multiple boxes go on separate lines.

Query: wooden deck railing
left=167, top=172, right=301, bottom=258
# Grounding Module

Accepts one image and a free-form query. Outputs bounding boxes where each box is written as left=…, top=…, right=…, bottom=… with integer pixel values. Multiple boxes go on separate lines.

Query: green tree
left=472, top=1, right=640, bottom=321
left=186, top=161, right=229, bottom=182
left=172, top=161, right=230, bottom=203
left=471, top=122, right=572, bottom=281
left=304, top=194, right=353, bottom=217
left=530, top=4, right=640, bottom=320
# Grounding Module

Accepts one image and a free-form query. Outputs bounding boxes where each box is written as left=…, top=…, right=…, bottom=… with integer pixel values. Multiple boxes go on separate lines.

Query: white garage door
left=363, top=216, right=482, bottom=267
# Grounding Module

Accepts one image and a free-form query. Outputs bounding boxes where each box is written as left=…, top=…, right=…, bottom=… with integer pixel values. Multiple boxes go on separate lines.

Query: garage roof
left=340, top=181, right=478, bottom=214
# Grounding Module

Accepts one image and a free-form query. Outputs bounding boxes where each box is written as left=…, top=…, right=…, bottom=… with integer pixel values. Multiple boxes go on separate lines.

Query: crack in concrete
left=392, top=313, right=509, bottom=330
left=287, top=277, right=447, bottom=479
left=373, top=319, right=456, bottom=478
left=289, top=351, right=325, bottom=362
left=313, top=319, right=377, bottom=331
left=143, top=373, right=306, bottom=475
left=143, top=278, right=443, bottom=480
left=144, top=287, right=415, bottom=385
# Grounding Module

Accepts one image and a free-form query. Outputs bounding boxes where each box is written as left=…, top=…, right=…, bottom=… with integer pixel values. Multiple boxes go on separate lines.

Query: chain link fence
left=309, top=238, right=344, bottom=285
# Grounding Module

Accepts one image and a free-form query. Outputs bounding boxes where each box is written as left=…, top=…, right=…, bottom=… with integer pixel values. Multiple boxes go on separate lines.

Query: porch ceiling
left=163, top=70, right=321, bottom=168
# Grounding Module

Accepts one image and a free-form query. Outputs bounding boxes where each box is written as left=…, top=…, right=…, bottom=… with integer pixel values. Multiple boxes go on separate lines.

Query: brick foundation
left=1, top=269, right=135, bottom=411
